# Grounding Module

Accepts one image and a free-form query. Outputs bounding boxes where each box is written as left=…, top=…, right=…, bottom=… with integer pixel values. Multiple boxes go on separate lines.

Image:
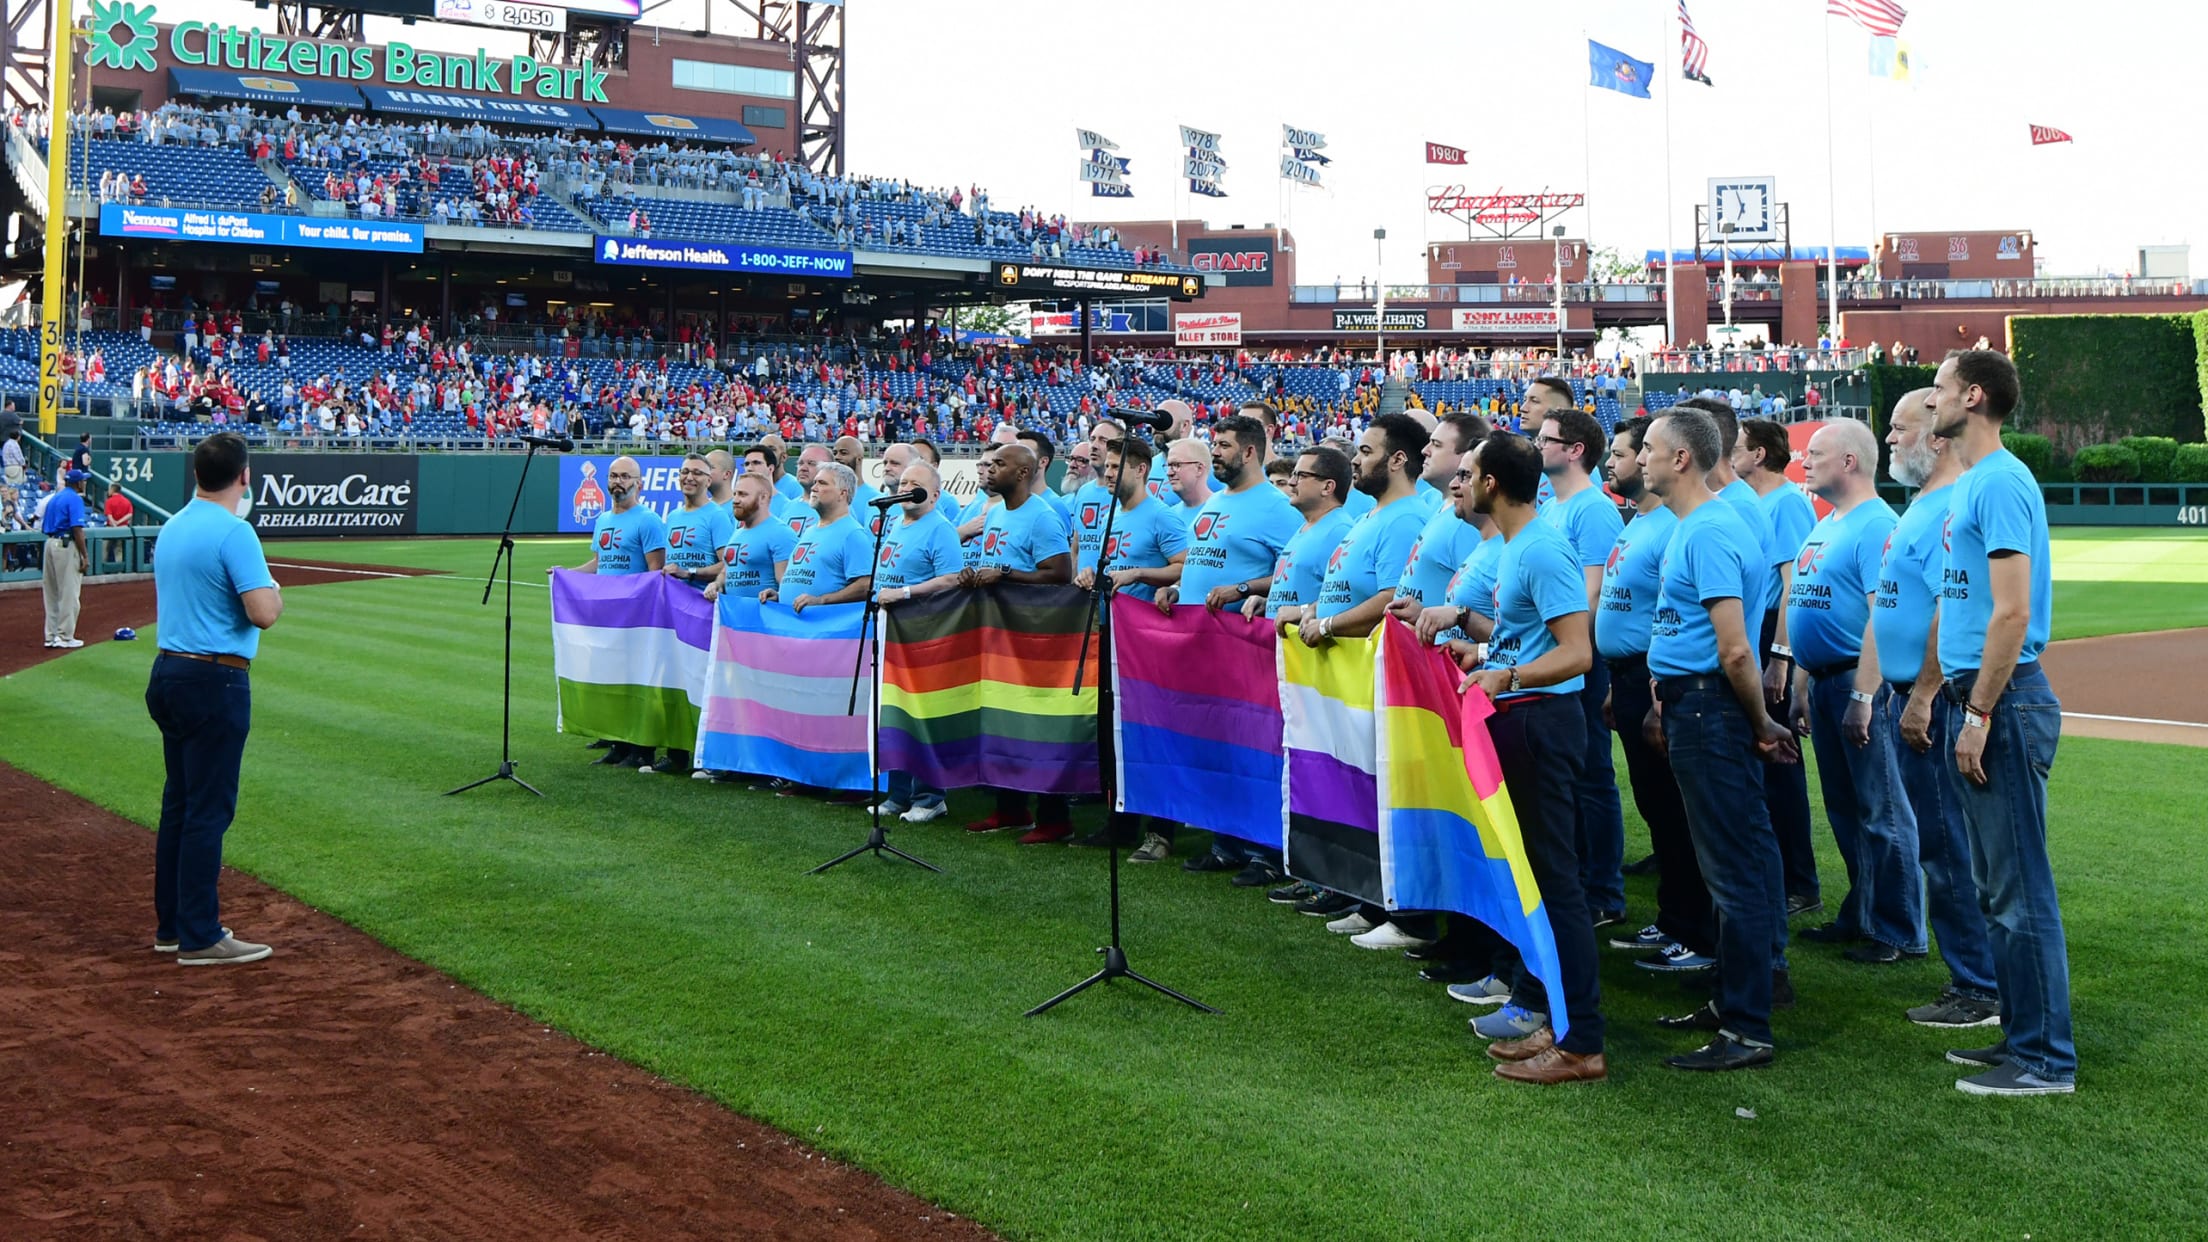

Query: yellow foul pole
left=37, top=0, right=74, bottom=436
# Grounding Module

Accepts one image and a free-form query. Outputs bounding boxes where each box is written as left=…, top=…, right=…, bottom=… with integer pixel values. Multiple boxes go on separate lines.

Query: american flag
left=1827, top=0, right=1907, bottom=37
left=1679, top=1, right=1713, bottom=85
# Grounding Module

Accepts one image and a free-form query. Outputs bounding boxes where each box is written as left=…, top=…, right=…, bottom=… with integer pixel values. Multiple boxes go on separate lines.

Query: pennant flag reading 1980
left=695, top=595, right=873, bottom=791
left=1376, top=623, right=1571, bottom=1041
left=550, top=569, right=713, bottom=750
left=879, top=585, right=1101, bottom=795
left=1279, top=628, right=1383, bottom=904
left=1110, top=596, right=1284, bottom=850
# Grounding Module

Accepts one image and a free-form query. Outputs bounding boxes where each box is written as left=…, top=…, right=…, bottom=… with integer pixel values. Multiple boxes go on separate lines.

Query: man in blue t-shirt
left=147, top=433, right=283, bottom=964
left=1926, top=349, right=2072, bottom=1096
left=567, top=456, right=668, bottom=576
left=40, top=469, right=90, bottom=647
left=662, top=453, right=736, bottom=592
left=1157, top=414, right=1301, bottom=620
left=1070, top=417, right=1125, bottom=574
left=1787, top=420, right=1920, bottom=961
left=1873, top=389, right=1999, bottom=1031
left=872, top=461, right=969, bottom=822
left=1538, top=407, right=1630, bottom=926
left=1392, top=413, right=1489, bottom=611
left=1077, top=436, right=1188, bottom=604
left=833, top=435, right=883, bottom=510
left=1456, top=431, right=1605, bottom=1085
left=1298, top=414, right=1430, bottom=639
left=766, top=461, right=873, bottom=612
left=1641, top=406, right=1797, bottom=1073
left=705, top=474, right=797, bottom=604
left=1254, top=445, right=1355, bottom=623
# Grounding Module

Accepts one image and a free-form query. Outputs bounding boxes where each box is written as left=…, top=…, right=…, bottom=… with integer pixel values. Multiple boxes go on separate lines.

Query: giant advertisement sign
left=1175, top=312, right=1244, bottom=346
left=594, top=236, right=854, bottom=278
left=248, top=454, right=419, bottom=535
left=1332, top=308, right=1429, bottom=332
left=100, top=204, right=424, bottom=253
left=1186, top=237, right=1275, bottom=287
left=1451, top=307, right=1562, bottom=332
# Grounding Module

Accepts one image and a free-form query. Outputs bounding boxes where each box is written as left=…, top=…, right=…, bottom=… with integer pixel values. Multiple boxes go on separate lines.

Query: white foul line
left=2063, top=711, right=2208, bottom=730
left=267, top=562, right=421, bottom=578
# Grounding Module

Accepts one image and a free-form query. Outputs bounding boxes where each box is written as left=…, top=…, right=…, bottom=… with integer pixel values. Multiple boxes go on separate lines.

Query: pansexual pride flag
left=1279, top=628, right=1383, bottom=903
left=550, top=570, right=713, bottom=750
left=1376, top=622, right=1570, bottom=1040
left=878, top=585, right=1101, bottom=795
left=695, top=595, right=873, bottom=791
left=1109, top=596, right=1283, bottom=849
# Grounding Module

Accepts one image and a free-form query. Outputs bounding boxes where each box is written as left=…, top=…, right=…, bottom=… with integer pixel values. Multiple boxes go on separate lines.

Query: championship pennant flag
left=1110, top=596, right=1283, bottom=850
left=1279, top=630, right=1383, bottom=903
left=695, top=595, right=872, bottom=791
left=1587, top=39, right=1655, bottom=99
left=1425, top=141, right=1467, bottom=165
left=1182, top=125, right=1228, bottom=198
left=551, top=570, right=713, bottom=750
left=1679, top=0, right=1713, bottom=85
left=2029, top=124, right=2074, bottom=145
left=878, top=585, right=1101, bottom=795
left=1827, top=0, right=1907, bottom=37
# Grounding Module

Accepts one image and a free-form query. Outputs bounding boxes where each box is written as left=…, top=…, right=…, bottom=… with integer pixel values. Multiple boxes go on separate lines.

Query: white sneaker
left=42, top=637, right=58, bottom=648
left=1128, top=831, right=1172, bottom=863
left=690, top=768, right=719, bottom=781
left=1325, top=911, right=1375, bottom=935
left=900, top=803, right=947, bottom=823
left=53, top=637, right=84, bottom=649
left=1349, top=921, right=1439, bottom=951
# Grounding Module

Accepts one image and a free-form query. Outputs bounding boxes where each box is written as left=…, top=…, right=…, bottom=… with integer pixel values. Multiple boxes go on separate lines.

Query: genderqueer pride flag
left=1375, top=622, right=1571, bottom=1040
left=878, top=585, right=1101, bottom=795
left=695, top=595, right=873, bottom=791
left=551, top=569, right=713, bottom=750
left=1279, top=626, right=1383, bottom=903
left=1110, top=596, right=1283, bottom=849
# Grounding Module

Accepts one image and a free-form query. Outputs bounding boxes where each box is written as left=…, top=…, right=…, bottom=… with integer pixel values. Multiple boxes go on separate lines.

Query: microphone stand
left=810, top=498, right=941, bottom=874
left=1027, top=471, right=1217, bottom=1016
left=447, top=439, right=545, bottom=797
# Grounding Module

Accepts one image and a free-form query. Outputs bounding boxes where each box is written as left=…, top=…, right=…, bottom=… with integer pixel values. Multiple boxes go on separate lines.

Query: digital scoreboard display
left=349, top=0, right=643, bottom=25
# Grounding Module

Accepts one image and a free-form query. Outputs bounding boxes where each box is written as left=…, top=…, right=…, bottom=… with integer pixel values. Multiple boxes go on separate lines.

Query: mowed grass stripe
left=6, top=550, right=2206, bottom=1239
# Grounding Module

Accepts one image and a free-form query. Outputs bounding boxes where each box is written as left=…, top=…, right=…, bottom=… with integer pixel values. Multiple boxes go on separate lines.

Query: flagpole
left=1865, top=83, right=1880, bottom=281
left=1661, top=7, right=1677, bottom=349
left=1821, top=11, right=1840, bottom=337
left=1581, top=27, right=1595, bottom=251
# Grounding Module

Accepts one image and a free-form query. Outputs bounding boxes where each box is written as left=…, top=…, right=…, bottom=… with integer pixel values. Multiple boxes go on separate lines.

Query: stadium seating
left=58, top=139, right=272, bottom=209
left=580, top=194, right=839, bottom=249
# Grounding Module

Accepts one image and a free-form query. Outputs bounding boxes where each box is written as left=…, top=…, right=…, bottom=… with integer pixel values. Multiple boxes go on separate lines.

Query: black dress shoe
left=586, top=738, right=614, bottom=750
left=1773, top=969, right=1797, bottom=1010
left=1797, top=922, right=1863, bottom=945
left=1843, top=941, right=1926, bottom=965
left=592, top=745, right=636, bottom=766
left=1417, top=961, right=1483, bottom=984
left=1665, top=1033, right=1775, bottom=1072
left=1402, top=941, right=1455, bottom=962
left=1181, top=852, right=1238, bottom=874
left=1622, top=853, right=1659, bottom=877
left=1656, top=1001, right=1723, bottom=1032
left=1231, top=861, right=1285, bottom=888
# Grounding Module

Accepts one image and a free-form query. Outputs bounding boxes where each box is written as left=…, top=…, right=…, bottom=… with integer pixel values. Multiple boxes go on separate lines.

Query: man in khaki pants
left=42, top=469, right=89, bottom=649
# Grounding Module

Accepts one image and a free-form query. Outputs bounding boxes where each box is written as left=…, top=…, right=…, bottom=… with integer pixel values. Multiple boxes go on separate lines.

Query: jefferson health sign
left=595, top=237, right=854, bottom=279
left=247, top=455, right=418, bottom=536
left=100, top=204, right=424, bottom=254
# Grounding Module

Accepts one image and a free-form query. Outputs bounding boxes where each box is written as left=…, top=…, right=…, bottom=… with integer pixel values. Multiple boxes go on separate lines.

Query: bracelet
left=1769, top=643, right=1794, bottom=660
left=1962, top=707, right=1991, bottom=730
left=1848, top=690, right=1875, bottom=705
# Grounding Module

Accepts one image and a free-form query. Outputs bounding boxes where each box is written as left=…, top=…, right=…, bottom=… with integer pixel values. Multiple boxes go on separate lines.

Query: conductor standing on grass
left=148, top=432, right=282, bottom=965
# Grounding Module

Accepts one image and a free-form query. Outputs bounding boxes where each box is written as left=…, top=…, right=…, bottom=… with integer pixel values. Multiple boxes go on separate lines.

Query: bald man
left=761, top=432, right=802, bottom=500
left=786, top=445, right=832, bottom=536
left=560, top=454, right=668, bottom=770
left=1146, top=399, right=1220, bottom=508
left=704, top=449, right=737, bottom=505
left=834, top=434, right=883, bottom=510
left=1165, top=439, right=1213, bottom=509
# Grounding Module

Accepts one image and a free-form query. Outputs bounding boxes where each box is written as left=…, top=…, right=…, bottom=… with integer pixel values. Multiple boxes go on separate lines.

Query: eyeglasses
left=1289, top=470, right=1325, bottom=481
left=1536, top=435, right=1572, bottom=449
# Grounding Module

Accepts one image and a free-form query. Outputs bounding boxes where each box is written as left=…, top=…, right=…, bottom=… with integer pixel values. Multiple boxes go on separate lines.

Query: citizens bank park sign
left=1175, top=312, right=1242, bottom=346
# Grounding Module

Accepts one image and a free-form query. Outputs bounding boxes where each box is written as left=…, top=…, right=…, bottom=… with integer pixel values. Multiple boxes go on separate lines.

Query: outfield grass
left=5, top=537, right=2205, bottom=1239
left=2049, top=528, right=2208, bottom=639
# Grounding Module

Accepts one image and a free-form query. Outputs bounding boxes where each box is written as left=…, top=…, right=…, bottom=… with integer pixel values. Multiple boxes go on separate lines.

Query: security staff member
left=148, top=432, right=282, bottom=965
left=41, top=468, right=90, bottom=648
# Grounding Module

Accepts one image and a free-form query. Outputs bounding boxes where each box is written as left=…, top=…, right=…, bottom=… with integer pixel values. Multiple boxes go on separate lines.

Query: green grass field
left=4, top=532, right=2205, bottom=1239
left=2049, top=528, right=2208, bottom=639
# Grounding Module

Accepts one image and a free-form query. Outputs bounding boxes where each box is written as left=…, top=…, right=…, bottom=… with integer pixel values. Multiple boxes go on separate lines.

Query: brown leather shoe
left=1493, top=1046, right=1607, bottom=1085
left=1486, top=1025, right=1556, bottom=1062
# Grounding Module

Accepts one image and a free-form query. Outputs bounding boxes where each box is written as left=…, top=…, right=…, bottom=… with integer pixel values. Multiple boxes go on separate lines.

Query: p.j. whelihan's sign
left=86, top=0, right=613, bottom=103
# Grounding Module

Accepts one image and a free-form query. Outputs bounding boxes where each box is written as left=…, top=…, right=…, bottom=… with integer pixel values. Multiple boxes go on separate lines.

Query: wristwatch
left=1508, top=666, right=1522, bottom=694
left=1235, top=582, right=1252, bottom=598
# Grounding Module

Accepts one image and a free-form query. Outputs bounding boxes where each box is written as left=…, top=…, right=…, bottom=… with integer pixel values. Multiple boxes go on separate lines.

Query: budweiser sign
left=1427, top=187, right=1586, bottom=216
left=1175, top=312, right=1243, bottom=347
left=1452, top=307, right=1562, bottom=333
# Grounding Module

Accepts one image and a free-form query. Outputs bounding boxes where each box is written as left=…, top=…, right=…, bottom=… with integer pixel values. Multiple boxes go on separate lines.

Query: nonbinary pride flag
left=1376, top=622, right=1570, bottom=1041
left=879, top=585, right=1100, bottom=795
left=550, top=569, right=713, bottom=750
left=1110, top=595, right=1283, bottom=850
left=1587, top=40, right=1655, bottom=99
left=1280, top=628, right=1383, bottom=903
left=695, top=595, right=872, bottom=791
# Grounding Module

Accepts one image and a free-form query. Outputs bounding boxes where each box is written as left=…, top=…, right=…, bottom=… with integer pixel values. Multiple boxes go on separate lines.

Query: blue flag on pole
left=1588, top=39, right=1655, bottom=99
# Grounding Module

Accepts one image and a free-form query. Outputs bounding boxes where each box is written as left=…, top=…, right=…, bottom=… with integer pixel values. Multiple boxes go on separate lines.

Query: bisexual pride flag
left=550, top=569, right=713, bottom=750
left=1109, top=596, right=1283, bottom=849
left=695, top=595, right=873, bottom=791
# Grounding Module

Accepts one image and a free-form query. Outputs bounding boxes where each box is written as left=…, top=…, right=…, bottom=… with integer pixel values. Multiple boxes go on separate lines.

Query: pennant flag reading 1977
left=1110, top=595, right=1284, bottom=851
left=1587, top=40, right=1655, bottom=100
left=695, top=595, right=874, bottom=792
left=551, top=569, right=714, bottom=751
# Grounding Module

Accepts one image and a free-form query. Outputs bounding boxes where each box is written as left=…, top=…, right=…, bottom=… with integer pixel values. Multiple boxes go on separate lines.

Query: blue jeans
left=1941, top=663, right=2074, bottom=1082
left=1807, top=675, right=1926, bottom=952
left=885, top=770, right=944, bottom=809
left=1490, top=694, right=1604, bottom=1055
left=146, top=655, right=252, bottom=952
left=1574, top=658, right=1627, bottom=914
left=1763, top=612, right=1821, bottom=901
left=1612, top=660, right=1714, bottom=955
left=1663, top=683, right=1784, bottom=1048
left=1891, top=686, right=1997, bottom=999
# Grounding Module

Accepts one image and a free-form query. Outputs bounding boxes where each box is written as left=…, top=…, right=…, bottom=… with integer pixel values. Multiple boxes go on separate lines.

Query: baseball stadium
left=3, top=0, right=2206, bottom=1238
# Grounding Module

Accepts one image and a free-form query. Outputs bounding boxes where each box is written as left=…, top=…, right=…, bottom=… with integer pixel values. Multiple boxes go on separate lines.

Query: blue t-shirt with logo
left=776, top=474, right=803, bottom=500
left=1070, top=480, right=1113, bottom=572
left=1716, top=479, right=1776, bottom=623
left=1597, top=506, right=1678, bottom=660
left=1148, top=450, right=1223, bottom=509
left=1177, top=483, right=1302, bottom=600
left=1314, top=494, right=1426, bottom=620
left=664, top=502, right=735, bottom=578
left=715, top=519, right=797, bottom=600
left=773, top=491, right=818, bottom=539
left=1267, top=508, right=1356, bottom=619
left=1759, top=482, right=1820, bottom=615
left=591, top=504, right=668, bottom=575
left=1395, top=504, right=1482, bottom=606
left=979, top=494, right=1071, bottom=574
left=1543, top=482, right=1627, bottom=575
left=1097, top=497, right=1190, bottom=602
left=1649, top=501, right=1755, bottom=679
left=1873, top=485, right=1951, bottom=685
left=1937, top=448, right=2053, bottom=679
left=781, top=513, right=872, bottom=598
left=1483, top=520, right=1589, bottom=697
left=1341, top=486, right=1377, bottom=520
left=152, top=497, right=277, bottom=659
left=875, top=512, right=965, bottom=592
left=1787, top=497, right=1898, bottom=670
left=1450, top=531, right=1506, bottom=621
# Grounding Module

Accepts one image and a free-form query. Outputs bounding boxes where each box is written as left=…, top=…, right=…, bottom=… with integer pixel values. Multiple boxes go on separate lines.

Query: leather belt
left=161, top=649, right=251, bottom=670
left=1605, top=653, right=1649, bottom=680
left=1804, top=657, right=1859, bottom=681
left=1654, top=673, right=1731, bottom=703
left=1888, top=680, right=1914, bottom=697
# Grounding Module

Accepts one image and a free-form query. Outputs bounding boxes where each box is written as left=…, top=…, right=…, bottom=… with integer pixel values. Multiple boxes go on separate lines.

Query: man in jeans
left=1639, top=408, right=1799, bottom=1071
left=1924, top=350, right=2074, bottom=1096
left=148, top=432, right=283, bottom=965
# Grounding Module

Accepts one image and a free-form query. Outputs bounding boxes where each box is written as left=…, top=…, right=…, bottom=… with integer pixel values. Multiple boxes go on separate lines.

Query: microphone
left=516, top=432, right=574, bottom=451
left=868, top=487, right=926, bottom=508
left=1115, top=407, right=1174, bottom=430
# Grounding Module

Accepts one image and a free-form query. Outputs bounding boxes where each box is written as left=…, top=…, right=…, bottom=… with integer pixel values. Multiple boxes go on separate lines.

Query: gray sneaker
left=1128, top=832, right=1172, bottom=863
left=177, top=935, right=272, bottom=966
left=1908, top=990, right=2002, bottom=1029
left=1470, top=1004, right=1547, bottom=1040
left=155, top=925, right=229, bottom=952
left=1956, top=1062, right=2074, bottom=1097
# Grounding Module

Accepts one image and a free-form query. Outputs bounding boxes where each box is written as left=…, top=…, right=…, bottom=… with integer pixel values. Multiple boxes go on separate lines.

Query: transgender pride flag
left=695, top=596, right=873, bottom=791
left=550, top=570, right=713, bottom=750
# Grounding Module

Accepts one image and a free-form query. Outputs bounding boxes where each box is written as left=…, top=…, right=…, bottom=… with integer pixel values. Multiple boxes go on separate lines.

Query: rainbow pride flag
left=1376, top=622, right=1570, bottom=1040
left=878, top=585, right=1100, bottom=794
left=550, top=569, right=714, bottom=750
left=695, top=595, right=873, bottom=791
left=1278, top=627, right=1384, bottom=903
left=1110, top=596, right=1283, bottom=848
